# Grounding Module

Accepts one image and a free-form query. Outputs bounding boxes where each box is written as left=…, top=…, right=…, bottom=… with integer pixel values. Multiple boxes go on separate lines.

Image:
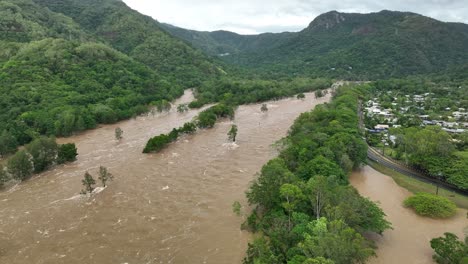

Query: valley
left=0, top=0, right=467, bottom=263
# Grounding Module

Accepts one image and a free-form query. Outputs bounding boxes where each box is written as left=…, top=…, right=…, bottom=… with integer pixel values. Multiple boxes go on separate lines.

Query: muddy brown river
left=351, top=166, right=467, bottom=264
left=0, top=91, right=331, bottom=264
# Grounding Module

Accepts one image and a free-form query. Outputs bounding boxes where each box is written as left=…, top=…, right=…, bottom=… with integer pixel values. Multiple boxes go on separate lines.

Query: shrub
left=403, top=192, right=457, bottom=218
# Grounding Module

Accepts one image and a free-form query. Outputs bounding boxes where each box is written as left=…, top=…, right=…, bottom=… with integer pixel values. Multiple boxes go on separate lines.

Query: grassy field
left=367, top=160, right=468, bottom=209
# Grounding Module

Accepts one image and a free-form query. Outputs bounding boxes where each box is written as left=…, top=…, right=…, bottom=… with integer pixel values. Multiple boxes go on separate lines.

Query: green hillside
left=0, top=0, right=221, bottom=148
left=33, top=0, right=222, bottom=87
left=162, top=10, right=468, bottom=79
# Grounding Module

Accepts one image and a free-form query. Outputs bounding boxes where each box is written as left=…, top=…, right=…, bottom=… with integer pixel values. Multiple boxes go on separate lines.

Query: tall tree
left=81, top=171, right=96, bottom=194
left=228, top=125, right=238, bottom=142
left=98, top=166, right=113, bottom=187
left=307, top=176, right=332, bottom=220
left=280, top=183, right=305, bottom=230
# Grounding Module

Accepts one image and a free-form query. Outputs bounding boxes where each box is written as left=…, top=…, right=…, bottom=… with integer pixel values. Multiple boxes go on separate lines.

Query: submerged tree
left=57, top=143, right=78, bottom=164
left=261, top=104, right=268, bottom=113
left=228, top=125, right=238, bottom=142
left=297, top=93, right=306, bottom=100
left=177, top=104, right=189, bottom=113
left=0, top=165, right=8, bottom=187
left=98, top=166, right=114, bottom=187
left=81, top=171, right=96, bottom=194
left=115, top=127, right=123, bottom=140
left=315, top=90, right=324, bottom=98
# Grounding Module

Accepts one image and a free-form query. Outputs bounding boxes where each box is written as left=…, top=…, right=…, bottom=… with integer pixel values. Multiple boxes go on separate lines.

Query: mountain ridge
left=160, top=10, right=468, bottom=79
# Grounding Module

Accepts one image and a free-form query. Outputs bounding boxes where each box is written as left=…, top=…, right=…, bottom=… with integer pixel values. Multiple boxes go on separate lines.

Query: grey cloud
left=123, top=0, right=468, bottom=34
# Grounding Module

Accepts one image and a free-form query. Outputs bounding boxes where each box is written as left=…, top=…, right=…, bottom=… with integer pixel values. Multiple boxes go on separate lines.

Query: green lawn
left=367, top=160, right=468, bottom=209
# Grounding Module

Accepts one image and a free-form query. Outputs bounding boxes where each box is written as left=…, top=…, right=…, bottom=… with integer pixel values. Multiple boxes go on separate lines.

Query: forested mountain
left=32, top=0, right=222, bottom=87
left=161, top=10, right=468, bottom=79
left=0, top=0, right=221, bottom=148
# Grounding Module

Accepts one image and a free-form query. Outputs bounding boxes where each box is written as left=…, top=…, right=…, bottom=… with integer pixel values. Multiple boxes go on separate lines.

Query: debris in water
left=162, top=186, right=169, bottom=190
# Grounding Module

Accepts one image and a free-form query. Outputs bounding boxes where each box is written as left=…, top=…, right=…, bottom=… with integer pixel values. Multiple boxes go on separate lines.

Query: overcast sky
left=122, top=0, right=468, bottom=34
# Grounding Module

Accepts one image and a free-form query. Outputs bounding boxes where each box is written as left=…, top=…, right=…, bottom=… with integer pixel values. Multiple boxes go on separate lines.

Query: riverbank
left=350, top=166, right=468, bottom=264
left=367, top=160, right=468, bottom=209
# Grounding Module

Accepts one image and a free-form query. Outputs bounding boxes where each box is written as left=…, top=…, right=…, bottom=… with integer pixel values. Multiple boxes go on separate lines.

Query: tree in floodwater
left=0, top=165, right=8, bottom=187
left=297, top=93, right=306, bottom=100
left=228, top=125, right=238, bottom=142
left=315, top=89, right=324, bottom=98
left=57, top=143, right=78, bottom=164
left=261, top=104, right=268, bottom=113
left=81, top=171, right=96, bottom=194
left=177, top=104, right=189, bottom=113
left=115, top=127, right=123, bottom=141
left=232, top=201, right=242, bottom=216
left=98, top=166, right=113, bottom=187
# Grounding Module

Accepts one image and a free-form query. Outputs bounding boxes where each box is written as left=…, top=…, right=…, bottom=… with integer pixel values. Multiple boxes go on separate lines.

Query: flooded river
left=0, top=90, right=331, bottom=264
left=350, top=166, right=467, bottom=264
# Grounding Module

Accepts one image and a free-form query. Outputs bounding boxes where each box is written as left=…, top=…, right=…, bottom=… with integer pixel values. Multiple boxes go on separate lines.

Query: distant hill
left=161, top=10, right=468, bottom=79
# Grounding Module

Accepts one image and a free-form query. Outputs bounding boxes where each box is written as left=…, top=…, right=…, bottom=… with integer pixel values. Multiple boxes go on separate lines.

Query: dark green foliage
left=247, top=158, right=297, bottom=211
left=228, top=125, right=238, bottom=142
left=57, top=143, right=78, bottom=164
left=144, top=103, right=236, bottom=153
left=297, top=93, right=306, bottom=99
left=404, top=192, right=457, bottom=218
left=7, top=150, right=33, bottom=181
left=430, top=233, right=468, bottom=264
left=177, top=104, right=189, bottom=113
left=0, top=0, right=221, bottom=148
left=143, top=134, right=171, bottom=154
left=3, top=137, right=76, bottom=181
left=0, top=130, right=18, bottom=156
left=244, top=85, right=390, bottom=263
left=298, top=218, right=375, bottom=264
left=154, top=100, right=171, bottom=113
left=25, top=137, right=58, bottom=173
left=81, top=171, right=96, bottom=194
left=0, top=165, right=8, bottom=187
left=143, top=122, right=198, bottom=153
left=197, top=104, right=235, bottom=128
left=180, top=122, right=197, bottom=134
left=243, top=238, right=280, bottom=264
left=32, top=0, right=222, bottom=88
left=197, top=112, right=217, bottom=129
left=193, top=78, right=331, bottom=107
